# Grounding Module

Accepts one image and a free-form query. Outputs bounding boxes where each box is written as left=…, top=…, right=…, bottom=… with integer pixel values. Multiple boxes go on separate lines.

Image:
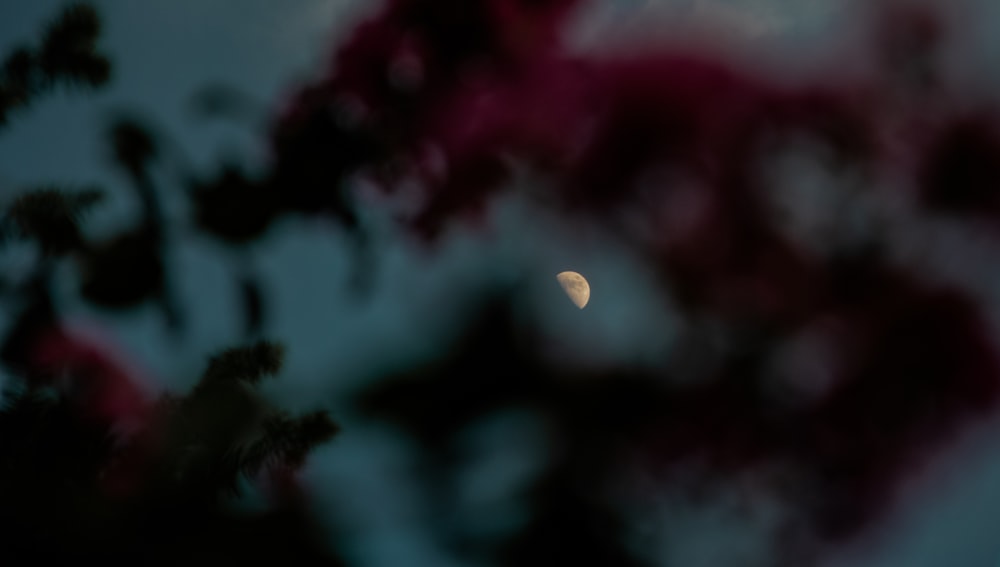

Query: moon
left=556, top=271, right=590, bottom=309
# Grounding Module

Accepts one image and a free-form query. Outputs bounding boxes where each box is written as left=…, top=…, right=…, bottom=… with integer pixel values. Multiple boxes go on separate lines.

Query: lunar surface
left=556, top=271, right=590, bottom=309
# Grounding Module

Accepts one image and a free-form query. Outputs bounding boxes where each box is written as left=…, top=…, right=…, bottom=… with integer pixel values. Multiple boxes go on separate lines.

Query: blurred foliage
left=1, top=187, right=103, bottom=254
left=0, top=4, right=340, bottom=565
left=0, top=2, right=110, bottom=127
left=3, top=1, right=1000, bottom=566
left=191, top=163, right=277, bottom=243
left=78, top=226, right=163, bottom=308
left=0, top=334, right=342, bottom=565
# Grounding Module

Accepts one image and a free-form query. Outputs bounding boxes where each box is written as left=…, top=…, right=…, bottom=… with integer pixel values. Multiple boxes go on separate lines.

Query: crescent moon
left=556, top=271, right=590, bottom=309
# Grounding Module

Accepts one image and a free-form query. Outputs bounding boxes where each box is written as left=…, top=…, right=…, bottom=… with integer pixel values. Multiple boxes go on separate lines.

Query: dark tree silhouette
left=0, top=4, right=341, bottom=566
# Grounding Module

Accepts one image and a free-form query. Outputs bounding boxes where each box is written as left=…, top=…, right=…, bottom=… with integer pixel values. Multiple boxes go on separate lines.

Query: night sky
left=3, top=1, right=1000, bottom=566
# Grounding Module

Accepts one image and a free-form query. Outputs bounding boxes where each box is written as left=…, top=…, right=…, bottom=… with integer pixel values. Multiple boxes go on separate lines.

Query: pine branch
left=151, top=343, right=337, bottom=499
left=1, top=187, right=103, bottom=255
left=37, top=3, right=110, bottom=90
left=196, top=341, right=285, bottom=392
left=0, top=48, right=38, bottom=117
left=0, top=3, right=110, bottom=128
left=238, top=410, right=339, bottom=477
